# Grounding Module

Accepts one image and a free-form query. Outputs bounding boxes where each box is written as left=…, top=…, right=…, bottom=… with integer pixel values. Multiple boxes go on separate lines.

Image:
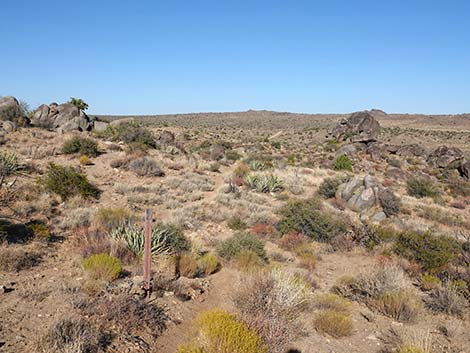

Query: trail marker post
left=143, top=208, right=152, bottom=299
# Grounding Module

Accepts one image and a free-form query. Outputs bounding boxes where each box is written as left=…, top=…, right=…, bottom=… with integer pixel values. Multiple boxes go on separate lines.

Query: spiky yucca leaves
left=245, top=173, right=284, bottom=193
left=0, top=152, right=19, bottom=177
left=109, top=221, right=189, bottom=257
left=0, top=152, right=19, bottom=208
left=249, top=160, right=266, bottom=171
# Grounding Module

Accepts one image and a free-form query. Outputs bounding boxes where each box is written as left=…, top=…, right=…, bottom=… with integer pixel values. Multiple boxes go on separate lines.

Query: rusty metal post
left=143, top=208, right=152, bottom=298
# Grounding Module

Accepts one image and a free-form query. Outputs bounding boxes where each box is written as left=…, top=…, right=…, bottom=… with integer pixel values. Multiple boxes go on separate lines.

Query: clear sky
left=1, top=0, right=469, bottom=115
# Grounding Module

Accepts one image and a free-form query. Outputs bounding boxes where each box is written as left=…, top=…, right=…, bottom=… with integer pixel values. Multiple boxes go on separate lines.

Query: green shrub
left=98, top=122, right=157, bottom=149
left=333, top=154, right=353, bottom=172
left=82, top=253, right=122, bottom=281
left=68, top=97, right=88, bottom=111
left=217, top=233, right=266, bottom=261
left=62, top=137, right=99, bottom=157
left=38, top=163, right=100, bottom=200
left=177, top=309, right=267, bottom=353
left=110, top=221, right=189, bottom=257
left=420, top=275, right=442, bottom=290
left=225, top=149, right=242, bottom=162
left=318, top=176, right=348, bottom=199
left=406, top=178, right=439, bottom=199
left=393, top=231, right=460, bottom=272
left=277, top=198, right=346, bottom=242
left=227, top=217, right=247, bottom=230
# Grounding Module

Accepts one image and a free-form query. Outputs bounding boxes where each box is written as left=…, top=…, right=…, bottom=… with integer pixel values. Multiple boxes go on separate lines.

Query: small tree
left=69, top=97, right=89, bottom=111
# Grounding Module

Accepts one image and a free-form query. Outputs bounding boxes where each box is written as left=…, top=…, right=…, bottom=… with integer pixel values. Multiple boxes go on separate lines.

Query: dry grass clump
left=233, top=268, right=312, bottom=353
left=333, top=265, right=422, bottom=322
left=128, top=156, right=165, bottom=177
left=313, top=293, right=353, bottom=338
left=77, top=293, right=168, bottom=340
left=425, top=283, right=466, bottom=316
left=371, top=290, right=422, bottom=322
left=178, top=252, right=199, bottom=278
left=70, top=226, right=136, bottom=265
left=380, top=328, right=433, bottom=353
left=314, top=293, right=352, bottom=313
left=0, top=246, right=41, bottom=272
left=35, top=317, right=102, bottom=353
left=93, top=207, right=132, bottom=232
left=294, top=244, right=318, bottom=270
left=176, top=309, right=267, bottom=353
left=279, top=232, right=308, bottom=251
left=313, top=310, right=353, bottom=338
left=406, top=178, right=440, bottom=199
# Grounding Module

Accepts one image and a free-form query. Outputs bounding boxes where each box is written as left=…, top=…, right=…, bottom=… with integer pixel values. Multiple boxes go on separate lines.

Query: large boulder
left=31, top=102, right=93, bottom=132
left=330, top=111, right=381, bottom=143
left=459, top=161, right=470, bottom=179
left=0, top=96, right=29, bottom=127
left=427, top=145, right=464, bottom=169
left=396, top=144, right=427, bottom=158
left=156, top=130, right=175, bottom=145
left=336, top=174, right=397, bottom=220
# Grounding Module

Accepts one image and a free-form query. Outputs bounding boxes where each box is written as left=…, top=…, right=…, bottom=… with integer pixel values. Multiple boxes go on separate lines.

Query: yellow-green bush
left=26, top=221, right=51, bottom=241
left=420, top=275, right=442, bottom=290
left=235, top=250, right=265, bottom=271
left=198, top=253, right=219, bottom=275
left=177, top=309, right=267, bottom=353
left=313, top=310, right=353, bottom=338
left=82, top=253, right=122, bottom=282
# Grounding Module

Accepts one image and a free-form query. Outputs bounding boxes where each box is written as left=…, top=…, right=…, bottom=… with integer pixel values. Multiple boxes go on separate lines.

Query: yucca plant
left=0, top=152, right=19, bottom=208
left=0, top=152, right=19, bottom=177
left=109, top=221, right=189, bottom=257
left=249, top=160, right=266, bottom=171
left=245, top=173, right=284, bottom=193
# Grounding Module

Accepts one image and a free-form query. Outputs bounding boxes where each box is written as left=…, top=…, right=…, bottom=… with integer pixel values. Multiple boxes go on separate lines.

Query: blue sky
left=1, top=1, right=469, bottom=115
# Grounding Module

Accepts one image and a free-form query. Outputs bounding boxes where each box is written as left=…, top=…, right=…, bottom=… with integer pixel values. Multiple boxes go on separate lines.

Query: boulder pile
left=330, top=110, right=381, bottom=143
left=31, top=102, right=94, bottom=133
left=336, top=175, right=397, bottom=221
left=0, top=96, right=30, bottom=133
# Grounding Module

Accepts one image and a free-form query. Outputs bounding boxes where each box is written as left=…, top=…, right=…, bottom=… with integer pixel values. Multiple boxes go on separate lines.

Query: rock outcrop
left=0, top=96, right=29, bottom=128
left=31, top=102, right=93, bottom=132
left=459, top=161, right=470, bottom=179
left=330, top=111, right=381, bottom=143
left=336, top=174, right=397, bottom=221
left=427, top=145, right=464, bottom=169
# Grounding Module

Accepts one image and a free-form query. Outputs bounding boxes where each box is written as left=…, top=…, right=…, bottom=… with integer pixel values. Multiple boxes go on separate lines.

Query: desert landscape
left=0, top=95, right=470, bottom=353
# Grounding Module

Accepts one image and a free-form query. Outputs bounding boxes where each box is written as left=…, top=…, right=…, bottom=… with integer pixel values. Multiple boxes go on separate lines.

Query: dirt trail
left=155, top=268, right=240, bottom=353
